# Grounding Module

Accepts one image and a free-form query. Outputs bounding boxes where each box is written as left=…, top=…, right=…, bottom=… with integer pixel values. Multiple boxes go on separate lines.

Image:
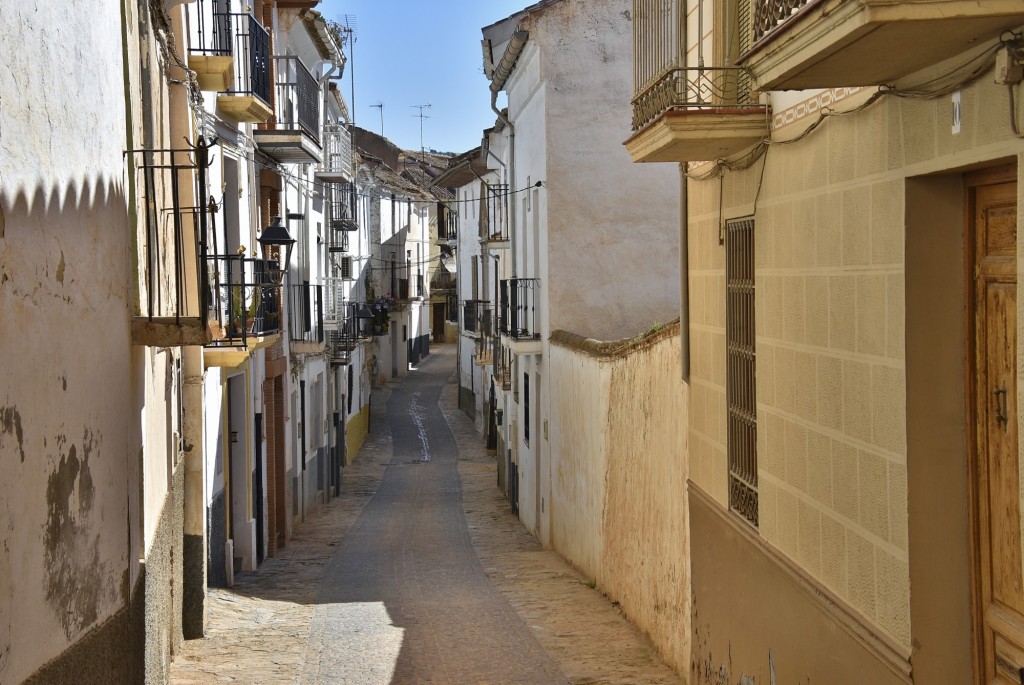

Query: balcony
left=462, top=300, right=492, bottom=337
left=205, top=254, right=282, bottom=363
left=288, top=283, right=324, bottom=353
left=329, top=182, right=359, bottom=232
left=129, top=140, right=213, bottom=347
left=187, top=0, right=234, bottom=91
left=438, top=203, right=458, bottom=245
left=740, top=0, right=1024, bottom=90
left=483, top=185, right=509, bottom=246
left=316, top=124, right=353, bottom=182
left=499, top=279, right=542, bottom=355
left=626, top=0, right=768, bottom=163
left=325, top=302, right=374, bottom=365
left=430, top=269, right=456, bottom=293
left=254, top=56, right=322, bottom=163
left=215, top=12, right=273, bottom=124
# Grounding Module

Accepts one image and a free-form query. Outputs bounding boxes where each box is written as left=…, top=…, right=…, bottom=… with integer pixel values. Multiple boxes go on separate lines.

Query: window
left=339, top=255, right=353, bottom=280
left=726, top=217, right=758, bottom=527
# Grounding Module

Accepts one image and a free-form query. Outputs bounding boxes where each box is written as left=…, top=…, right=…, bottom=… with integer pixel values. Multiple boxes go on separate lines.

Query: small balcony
left=254, top=56, right=322, bottom=163
left=483, top=185, right=509, bottom=246
left=740, top=0, right=1024, bottom=90
left=316, top=124, right=353, bottom=182
left=325, top=302, right=374, bottom=365
left=187, top=0, right=234, bottom=91
left=626, top=65, right=768, bottom=163
left=215, top=12, right=273, bottom=124
left=329, top=182, right=359, bottom=232
left=462, top=300, right=492, bottom=337
left=438, top=203, right=458, bottom=245
left=205, top=254, right=282, bottom=356
left=129, top=140, right=213, bottom=347
left=288, top=283, right=324, bottom=353
left=430, top=268, right=456, bottom=293
left=627, top=0, right=767, bottom=163
left=499, top=279, right=542, bottom=355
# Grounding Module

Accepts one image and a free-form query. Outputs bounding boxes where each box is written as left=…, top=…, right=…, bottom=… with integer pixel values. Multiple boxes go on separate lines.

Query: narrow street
left=170, top=345, right=681, bottom=685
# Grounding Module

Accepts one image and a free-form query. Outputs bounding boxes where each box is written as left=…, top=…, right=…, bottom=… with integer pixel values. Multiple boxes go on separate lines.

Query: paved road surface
left=301, top=351, right=565, bottom=684
left=170, top=345, right=682, bottom=685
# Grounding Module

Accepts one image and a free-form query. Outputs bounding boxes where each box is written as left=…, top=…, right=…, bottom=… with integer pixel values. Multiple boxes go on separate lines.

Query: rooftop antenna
left=334, top=15, right=358, bottom=124
left=411, top=103, right=432, bottom=153
left=370, top=102, right=384, bottom=136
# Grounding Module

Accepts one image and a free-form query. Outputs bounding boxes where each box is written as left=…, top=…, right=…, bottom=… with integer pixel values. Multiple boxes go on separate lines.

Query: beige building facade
left=629, top=0, right=1024, bottom=683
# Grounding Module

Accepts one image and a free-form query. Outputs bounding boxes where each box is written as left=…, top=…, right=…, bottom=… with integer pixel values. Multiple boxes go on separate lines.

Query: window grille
left=726, top=217, right=758, bottom=527
left=339, top=255, right=353, bottom=280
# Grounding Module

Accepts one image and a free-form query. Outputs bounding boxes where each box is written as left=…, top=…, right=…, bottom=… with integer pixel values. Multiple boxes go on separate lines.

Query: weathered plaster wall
left=531, top=0, right=681, bottom=340
left=0, top=0, right=139, bottom=680
left=548, top=325, right=689, bottom=675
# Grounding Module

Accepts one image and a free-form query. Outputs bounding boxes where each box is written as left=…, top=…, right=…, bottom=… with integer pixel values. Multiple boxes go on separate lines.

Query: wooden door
left=971, top=175, right=1022, bottom=684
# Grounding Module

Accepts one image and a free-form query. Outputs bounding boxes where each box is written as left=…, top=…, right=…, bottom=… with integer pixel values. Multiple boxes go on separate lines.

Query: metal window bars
left=128, top=137, right=213, bottom=325
left=272, top=56, right=320, bottom=141
left=439, top=202, right=458, bottom=243
left=499, top=279, right=540, bottom=340
left=205, top=254, right=281, bottom=347
left=726, top=217, right=758, bottom=527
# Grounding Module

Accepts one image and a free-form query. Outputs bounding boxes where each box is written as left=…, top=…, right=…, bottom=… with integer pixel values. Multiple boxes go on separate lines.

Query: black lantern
left=258, top=215, right=296, bottom=284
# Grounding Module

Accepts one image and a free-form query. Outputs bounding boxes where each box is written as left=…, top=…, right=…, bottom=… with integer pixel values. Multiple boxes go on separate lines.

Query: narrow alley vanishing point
left=170, top=345, right=681, bottom=685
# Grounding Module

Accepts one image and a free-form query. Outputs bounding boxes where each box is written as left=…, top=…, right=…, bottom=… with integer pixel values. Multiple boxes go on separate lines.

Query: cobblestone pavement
left=170, top=345, right=681, bottom=685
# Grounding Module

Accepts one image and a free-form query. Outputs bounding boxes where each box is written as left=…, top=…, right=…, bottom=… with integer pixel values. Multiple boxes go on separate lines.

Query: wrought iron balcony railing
left=320, top=124, right=353, bottom=180
left=129, top=138, right=212, bottom=329
left=205, top=254, right=281, bottom=347
left=430, top=269, right=456, bottom=292
left=189, top=0, right=232, bottom=56
left=631, top=0, right=759, bottom=130
left=753, top=0, right=812, bottom=43
left=224, top=12, right=271, bottom=102
left=463, top=300, right=492, bottom=335
left=632, top=66, right=759, bottom=131
left=439, top=202, right=458, bottom=243
left=270, top=56, right=320, bottom=141
left=288, top=283, right=324, bottom=345
left=330, top=182, right=359, bottom=231
left=499, top=279, right=540, bottom=340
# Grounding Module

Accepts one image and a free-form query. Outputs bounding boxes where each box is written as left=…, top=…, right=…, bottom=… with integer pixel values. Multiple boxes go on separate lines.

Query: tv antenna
left=333, top=15, right=358, bottom=124
left=410, top=103, right=431, bottom=153
left=370, top=102, right=384, bottom=136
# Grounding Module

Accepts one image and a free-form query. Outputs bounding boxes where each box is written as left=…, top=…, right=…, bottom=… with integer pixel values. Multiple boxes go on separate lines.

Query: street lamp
left=258, top=215, right=296, bottom=284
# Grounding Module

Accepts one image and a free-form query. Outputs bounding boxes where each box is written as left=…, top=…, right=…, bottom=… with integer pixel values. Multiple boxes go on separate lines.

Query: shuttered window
left=726, top=217, right=758, bottom=527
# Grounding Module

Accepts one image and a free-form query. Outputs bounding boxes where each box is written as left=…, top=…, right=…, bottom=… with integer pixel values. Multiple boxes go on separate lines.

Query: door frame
left=964, top=163, right=1019, bottom=685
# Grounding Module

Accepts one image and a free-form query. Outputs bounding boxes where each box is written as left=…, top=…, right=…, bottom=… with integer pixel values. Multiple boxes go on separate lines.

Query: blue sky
left=321, top=0, right=528, bottom=155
